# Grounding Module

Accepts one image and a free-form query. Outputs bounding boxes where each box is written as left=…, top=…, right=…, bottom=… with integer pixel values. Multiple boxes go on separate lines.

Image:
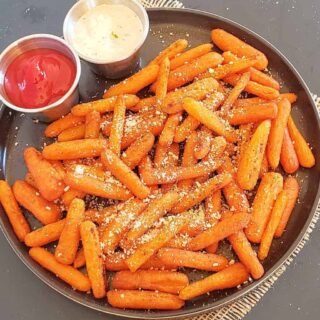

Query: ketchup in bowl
left=4, top=48, right=76, bottom=109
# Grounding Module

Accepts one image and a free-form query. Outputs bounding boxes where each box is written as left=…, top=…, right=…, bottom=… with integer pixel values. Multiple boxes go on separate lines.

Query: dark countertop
left=0, top=0, right=319, bottom=319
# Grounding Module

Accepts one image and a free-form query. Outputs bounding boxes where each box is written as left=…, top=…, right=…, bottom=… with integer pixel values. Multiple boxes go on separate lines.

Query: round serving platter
left=0, top=8, right=319, bottom=320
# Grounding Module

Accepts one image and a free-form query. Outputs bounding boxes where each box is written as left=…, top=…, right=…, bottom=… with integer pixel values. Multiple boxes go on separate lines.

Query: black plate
left=0, top=8, right=319, bottom=320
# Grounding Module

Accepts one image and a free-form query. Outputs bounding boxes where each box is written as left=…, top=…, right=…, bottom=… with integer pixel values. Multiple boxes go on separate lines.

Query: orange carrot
left=13, top=180, right=61, bottom=225
left=280, top=127, right=299, bottom=174
left=245, top=172, right=283, bottom=243
left=205, top=188, right=222, bottom=225
left=179, top=263, right=249, bottom=300
left=61, top=188, right=85, bottom=208
left=84, top=110, right=101, bottom=139
left=55, top=198, right=85, bottom=265
left=235, top=93, right=297, bottom=108
left=155, top=57, right=170, bottom=110
left=259, top=152, right=269, bottom=178
left=154, top=142, right=169, bottom=168
left=58, top=124, right=86, bottom=142
left=275, top=176, right=299, bottom=237
left=80, top=221, right=106, bottom=298
left=159, top=112, right=182, bottom=146
left=29, top=247, right=91, bottom=292
left=73, top=247, right=86, bottom=269
left=84, top=204, right=118, bottom=225
left=194, top=126, right=212, bottom=159
left=0, top=180, right=30, bottom=241
left=267, top=98, right=291, bottom=169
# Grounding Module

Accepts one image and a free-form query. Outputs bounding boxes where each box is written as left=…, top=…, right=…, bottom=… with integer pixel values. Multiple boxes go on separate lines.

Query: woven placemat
left=140, top=1, right=320, bottom=319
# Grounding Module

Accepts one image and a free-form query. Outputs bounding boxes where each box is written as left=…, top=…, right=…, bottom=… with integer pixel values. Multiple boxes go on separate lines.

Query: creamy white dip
left=71, top=4, right=144, bottom=62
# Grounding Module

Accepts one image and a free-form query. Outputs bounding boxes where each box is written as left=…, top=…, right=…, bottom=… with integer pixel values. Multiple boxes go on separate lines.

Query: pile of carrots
left=0, top=28, right=315, bottom=310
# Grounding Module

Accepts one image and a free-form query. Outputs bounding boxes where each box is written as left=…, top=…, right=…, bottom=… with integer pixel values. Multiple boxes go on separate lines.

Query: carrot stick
left=224, top=74, right=279, bottom=100
left=132, top=96, right=156, bottom=112
left=125, top=213, right=189, bottom=272
left=287, top=115, right=315, bottom=168
left=211, top=28, right=268, bottom=70
left=42, top=139, right=107, bottom=160
left=45, top=113, right=85, bottom=138
left=25, top=219, right=65, bottom=247
left=58, top=124, right=86, bottom=142
left=84, top=110, right=101, bottom=139
left=205, top=188, right=221, bottom=226
left=267, top=98, right=291, bottom=169
left=280, top=127, right=299, bottom=174
left=171, top=173, right=232, bottom=214
left=13, top=180, right=61, bottom=225
left=101, top=198, right=147, bottom=253
left=220, top=72, right=251, bottom=114
left=158, top=248, right=228, bottom=272
left=103, top=64, right=159, bottom=98
left=71, top=95, right=139, bottom=116
left=159, top=112, right=182, bottom=146
left=122, top=191, right=180, bottom=249
left=245, top=172, right=283, bottom=243
left=63, top=169, right=132, bottom=201
left=0, top=180, right=30, bottom=241
left=121, top=132, right=155, bottom=169
left=179, top=262, right=249, bottom=300
left=154, top=142, right=169, bottom=168
left=259, top=151, right=269, bottom=178
left=188, top=211, right=250, bottom=251
left=73, top=247, right=86, bottom=268
left=55, top=198, right=85, bottom=265
left=101, top=148, right=150, bottom=199
left=235, top=93, right=297, bottom=108
left=179, top=206, right=206, bottom=236
left=24, top=172, right=37, bottom=188
left=275, top=176, right=299, bottom=237
left=112, top=270, right=189, bottom=294
left=224, top=102, right=278, bottom=125
left=61, top=188, right=85, bottom=208
left=149, top=39, right=188, bottom=65
left=155, top=57, right=170, bottom=110
left=85, top=204, right=118, bottom=225
left=80, top=221, right=106, bottom=298
left=237, top=120, right=271, bottom=190
left=170, top=43, right=213, bottom=70
left=194, top=126, right=212, bottom=159
left=258, top=191, right=288, bottom=260
left=24, top=147, right=65, bottom=201
left=29, top=247, right=91, bottom=292
left=107, top=290, right=185, bottom=310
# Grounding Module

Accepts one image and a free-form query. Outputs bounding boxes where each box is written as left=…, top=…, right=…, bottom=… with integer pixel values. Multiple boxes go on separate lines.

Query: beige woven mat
left=140, top=1, right=320, bottom=318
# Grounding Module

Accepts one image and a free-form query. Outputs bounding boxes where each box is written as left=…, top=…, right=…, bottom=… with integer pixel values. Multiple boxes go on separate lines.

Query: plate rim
left=0, top=7, right=319, bottom=320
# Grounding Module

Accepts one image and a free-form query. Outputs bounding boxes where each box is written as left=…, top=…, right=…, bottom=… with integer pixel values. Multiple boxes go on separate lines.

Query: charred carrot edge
left=25, top=219, right=65, bottom=247
left=237, top=120, right=271, bottom=190
left=159, top=112, right=182, bottom=147
left=258, top=191, right=288, bottom=260
left=45, top=113, right=85, bottom=138
left=155, top=57, right=170, bottom=110
left=29, top=247, right=91, bottom=292
left=112, top=270, right=189, bottom=294
left=101, top=148, right=150, bottom=199
left=13, top=180, right=61, bottom=225
left=158, top=248, right=228, bottom=272
left=275, top=176, right=299, bottom=237
left=80, top=221, right=106, bottom=298
left=58, top=124, right=86, bottom=142
left=55, top=198, right=85, bottom=265
left=103, top=64, right=160, bottom=98
left=211, top=28, right=268, bottom=70
left=267, top=98, right=291, bottom=169
left=280, top=127, right=299, bottom=174
left=73, top=247, right=86, bottom=269
left=71, top=95, right=140, bottom=116
left=148, top=39, right=188, bottom=66
left=121, top=132, right=155, bottom=169
left=107, top=290, right=185, bottom=310
left=42, top=139, right=107, bottom=160
left=0, top=180, right=30, bottom=241
left=194, top=126, right=212, bottom=160
left=188, top=211, right=251, bottom=251
left=245, top=172, right=283, bottom=243
left=287, top=115, right=315, bottom=168
left=84, top=110, right=101, bottom=139
left=179, top=262, right=249, bottom=300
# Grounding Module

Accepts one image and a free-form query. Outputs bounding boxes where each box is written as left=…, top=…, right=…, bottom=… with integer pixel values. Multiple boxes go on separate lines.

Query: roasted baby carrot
left=61, top=188, right=85, bottom=208
left=107, top=290, right=185, bottom=310
left=280, top=127, right=299, bottom=174
left=101, top=148, right=150, bottom=199
left=275, top=176, right=299, bottom=237
left=245, top=172, right=283, bottom=243
left=159, top=112, right=182, bottom=147
left=13, top=180, right=61, bottom=225
left=24, top=219, right=65, bottom=247
left=194, top=126, right=212, bottom=159
left=80, top=221, right=106, bottom=298
left=0, top=180, right=30, bottom=241
left=58, top=124, right=86, bottom=142
left=155, top=57, right=170, bottom=110
left=267, top=98, right=291, bottom=169
left=179, top=263, right=249, bottom=300
left=84, top=110, right=101, bottom=139
left=29, top=247, right=91, bottom=292
left=112, top=270, right=189, bottom=294
left=55, top=198, right=85, bottom=265
left=73, top=247, right=86, bottom=268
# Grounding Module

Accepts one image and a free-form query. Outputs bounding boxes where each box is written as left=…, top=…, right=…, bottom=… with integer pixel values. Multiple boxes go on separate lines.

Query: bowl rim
left=0, top=7, right=319, bottom=320
left=63, top=0, right=150, bottom=65
left=0, top=33, right=81, bottom=114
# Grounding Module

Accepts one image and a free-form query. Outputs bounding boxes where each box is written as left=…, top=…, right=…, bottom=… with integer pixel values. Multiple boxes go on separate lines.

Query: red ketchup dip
left=4, top=48, right=76, bottom=109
